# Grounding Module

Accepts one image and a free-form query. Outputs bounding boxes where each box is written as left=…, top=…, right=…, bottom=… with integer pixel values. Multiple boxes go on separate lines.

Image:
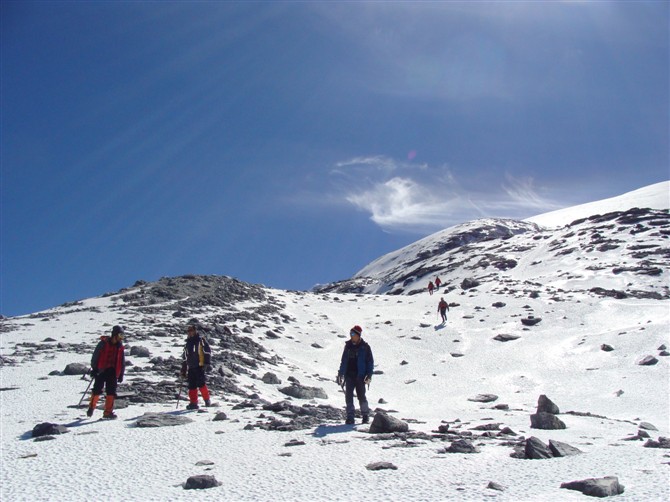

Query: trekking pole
left=176, top=376, right=184, bottom=409
left=77, top=377, right=95, bottom=408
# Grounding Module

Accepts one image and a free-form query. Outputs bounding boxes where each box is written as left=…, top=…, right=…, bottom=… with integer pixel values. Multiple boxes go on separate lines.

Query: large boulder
left=368, top=412, right=409, bottom=434
left=525, top=437, right=553, bottom=459
left=531, top=412, right=566, bottom=430
left=561, top=476, right=625, bottom=497
left=63, top=363, right=89, bottom=375
left=537, top=395, right=560, bottom=414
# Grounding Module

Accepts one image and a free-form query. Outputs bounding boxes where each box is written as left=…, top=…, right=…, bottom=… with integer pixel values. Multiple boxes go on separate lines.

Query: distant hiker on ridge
left=336, top=325, right=374, bottom=425
left=435, top=276, right=442, bottom=290
left=438, top=297, right=449, bottom=324
left=180, top=324, right=212, bottom=410
left=428, top=281, right=435, bottom=295
left=87, top=325, right=125, bottom=419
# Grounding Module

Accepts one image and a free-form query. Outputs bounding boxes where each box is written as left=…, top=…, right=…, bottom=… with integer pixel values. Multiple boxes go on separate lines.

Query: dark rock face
left=368, top=412, right=409, bottom=434
left=446, top=439, right=480, bottom=454
left=537, top=395, right=560, bottom=414
left=561, top=476, right=625, bottom=497
left=183, top=475, right=221, bottom=490
left=63, top=363, right=88, bottom=375
left=32, top=423, right=69, bottom=437
left=531, top=412, right=566, bottom=430
left=549, top=440, right=583, bottom=457
left=638, top=355, right=658, bottom=366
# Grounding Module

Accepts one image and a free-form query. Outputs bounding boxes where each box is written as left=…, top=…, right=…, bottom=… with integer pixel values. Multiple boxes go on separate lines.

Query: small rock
left=366, top=462, right=398, bottom=471
left=638, top=355, right=658, bottom=366
left=525, top=436, right=553, bottom=459
left=487, top=481, right=505, bottom=491
left=549, top=440, right=582, bottom=457
left=537, top=395, right=560, bottom=414
left=446, top=439, right=480, bottom=454
left=600, top=344, right=614, bottom=352
left=369, top=412, right=409, bottom=434
left=32, top=423, right=69, bottom=437
left=468, top=394, right=498, bottom=403
left=560, top=476, right=624, bottom=497
left=183, top=475, right=221, bottom=490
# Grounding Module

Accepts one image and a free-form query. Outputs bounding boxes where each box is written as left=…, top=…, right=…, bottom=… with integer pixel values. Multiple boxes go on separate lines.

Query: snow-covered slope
left=1, top=182, right=669, bottom=501
left=526, top=181, right=669, bottom=228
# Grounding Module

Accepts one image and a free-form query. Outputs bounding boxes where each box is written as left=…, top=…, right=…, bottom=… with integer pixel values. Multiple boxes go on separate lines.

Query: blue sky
left=2, top=1, right=668, bottom=316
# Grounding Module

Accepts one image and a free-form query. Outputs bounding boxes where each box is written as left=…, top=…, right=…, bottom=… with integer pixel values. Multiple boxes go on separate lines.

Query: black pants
left=344, top=376, right=369, bottom=419
left=187, top=366, right=206, bottom=390
left=92, top=368, right=118, bottom=397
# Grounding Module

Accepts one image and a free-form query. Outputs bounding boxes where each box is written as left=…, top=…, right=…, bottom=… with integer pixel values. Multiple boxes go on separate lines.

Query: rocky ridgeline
left=316, top=208, right=670, bottom=300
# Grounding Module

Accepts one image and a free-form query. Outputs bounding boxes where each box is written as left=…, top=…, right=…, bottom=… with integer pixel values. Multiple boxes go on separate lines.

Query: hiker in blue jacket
left=336, top=325, right=374, bottom=424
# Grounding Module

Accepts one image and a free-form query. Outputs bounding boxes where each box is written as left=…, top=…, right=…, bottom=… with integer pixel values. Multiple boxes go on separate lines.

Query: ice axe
left=176, top=375, right=185, bottom=409
left=77, top=375, right=95, bottom=408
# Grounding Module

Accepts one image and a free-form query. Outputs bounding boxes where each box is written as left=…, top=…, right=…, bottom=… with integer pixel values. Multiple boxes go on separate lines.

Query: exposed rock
left=601, top=344, right=614, bottom=352
left=561, top=476, right=625, bottom=497
left=549, top=440, right=583, bottom=457
left=487, top=481, right=505, bottom=492
left=135, top=412, right=194, bottom=427
left=446, top=439, right=480, bottom=454
left=183, top=475, right=221, bottom=490
left=32, top=423, right=69, bottom=437
left=524, top=436, right=553, bottom=459
left=262, top=372, right=281, bottom=385
left=521, top=317, right=542, bottom=326
left=493, top=334, right=520, bottom=342
left=468, top=394, right=498, bottom=403
left=212, top=412, right=227, bottom=421
left=369, top=412, right=409, bottom=434
left=129, top=346, right=151, bottom=358
left=638, top=355, right=658, bottom=366
left=537, top=395, right=560, bottom=414
left=461, top=278, right=480, bottom=290
left=63, top=363, right=88, bottom=375
left=639, top=421, right=658, bottom=431
left=366, top=462, right=398, bottom=471
left=644, top=437, right=670, bottom=449
left=530, top=412, right=566, bottom=430
left=278, top=383, right=327, bottom=400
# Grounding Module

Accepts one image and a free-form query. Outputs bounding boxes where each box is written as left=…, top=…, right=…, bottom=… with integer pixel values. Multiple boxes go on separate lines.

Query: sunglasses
left=350, top=331, right=360, bottom=337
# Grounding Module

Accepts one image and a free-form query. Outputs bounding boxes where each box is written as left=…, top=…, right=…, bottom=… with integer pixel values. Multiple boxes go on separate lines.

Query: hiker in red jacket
left=428, top=281, right=435, bottom=295
left=438, top=298, right=449, bottom=323
left=88, top=325, right=125, bottom=419
left=435, top=276, right=442, bottom=290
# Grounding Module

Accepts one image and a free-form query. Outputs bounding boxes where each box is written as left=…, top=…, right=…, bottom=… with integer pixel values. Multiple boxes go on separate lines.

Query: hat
left=111, top=325, right=124, bottom=337
left=350, top=325, right=362, bottom=336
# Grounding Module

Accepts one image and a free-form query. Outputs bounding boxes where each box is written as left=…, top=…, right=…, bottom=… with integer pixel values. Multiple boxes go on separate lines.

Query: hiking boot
left=345, top=417, right=355, bottom=425
left=362, top=415, right=369, bottom=424
left=186, top=402, right=199, bottom=410
left=204, top=399, right=211, bottom=407
left=86, top=406, right=94, bottom=418
left=102, top=412, right=117, bottom=420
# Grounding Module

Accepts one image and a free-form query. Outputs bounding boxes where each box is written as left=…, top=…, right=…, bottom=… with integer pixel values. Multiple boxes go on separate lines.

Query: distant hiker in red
left=181, top=325, right=212, bottom=410
left=438, top=297, right=449, bottom=323
left=435, top=276, right=442, bottom=290
left=88, top=325, right=125, bottom=419
left=428, top=281, right=435, bottom=295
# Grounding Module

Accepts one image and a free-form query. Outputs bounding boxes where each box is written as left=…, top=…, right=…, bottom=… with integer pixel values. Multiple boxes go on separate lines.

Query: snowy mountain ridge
left=1, top=181, right=669, bottom=501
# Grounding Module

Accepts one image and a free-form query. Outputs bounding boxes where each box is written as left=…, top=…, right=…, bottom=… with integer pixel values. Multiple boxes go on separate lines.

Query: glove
left=90, top=368, right=98, bottom=377
left=336, top=374, right=343, bottom=386
left=205, top=364, right=212, bottom=373
left=364, top=375, right=372, bottom=385
left=118, top=376, right=123, bottom=383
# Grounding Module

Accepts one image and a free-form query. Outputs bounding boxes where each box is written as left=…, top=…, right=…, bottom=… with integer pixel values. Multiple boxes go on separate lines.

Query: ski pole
left=176, top=376, right=184, bottom=409
left=77, top=377, right=94, bottom=408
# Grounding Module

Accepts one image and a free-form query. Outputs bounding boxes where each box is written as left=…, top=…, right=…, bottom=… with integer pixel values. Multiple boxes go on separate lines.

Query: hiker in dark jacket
left=88, top=325, right=125, bottom=419
left=336, top=325, right=374, bottom=424
left=438, top=297, right=449, bottom=323
left=180, top=325, right=212, bottom=409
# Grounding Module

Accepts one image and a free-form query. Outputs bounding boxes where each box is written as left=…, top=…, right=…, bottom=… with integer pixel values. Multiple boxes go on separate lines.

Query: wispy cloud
left=336, top=160, right=562, bottom=233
